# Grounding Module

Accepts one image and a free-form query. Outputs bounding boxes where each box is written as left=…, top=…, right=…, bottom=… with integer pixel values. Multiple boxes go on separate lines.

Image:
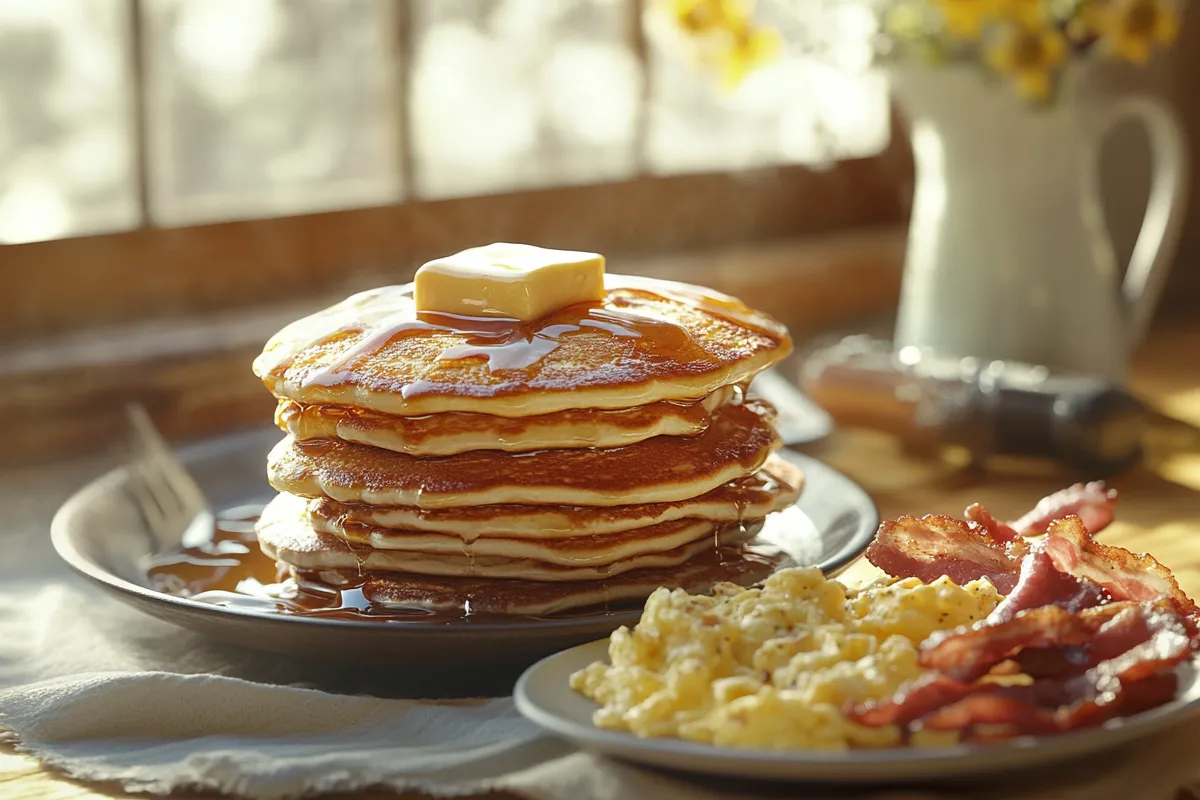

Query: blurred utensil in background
left=799, top=336, right=1154, bottom=478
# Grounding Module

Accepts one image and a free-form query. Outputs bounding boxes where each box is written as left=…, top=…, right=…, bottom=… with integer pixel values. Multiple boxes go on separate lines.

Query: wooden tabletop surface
left=4, top=322, right=1200, bottom=800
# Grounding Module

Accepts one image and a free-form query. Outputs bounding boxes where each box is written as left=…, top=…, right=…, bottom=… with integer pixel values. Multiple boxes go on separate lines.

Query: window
left=0, top=0, right=138, bottom=243
left=143, top=0, right=403, bottom=224
left=0, top=0, right=889, bottom=244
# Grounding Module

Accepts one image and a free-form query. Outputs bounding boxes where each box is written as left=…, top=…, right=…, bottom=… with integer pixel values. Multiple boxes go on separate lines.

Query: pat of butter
left=414, top=243, right=605, bottom=320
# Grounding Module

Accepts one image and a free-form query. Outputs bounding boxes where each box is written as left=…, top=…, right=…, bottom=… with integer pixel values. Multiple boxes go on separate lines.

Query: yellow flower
left=669, top=0, right=752, bottom=36
left=1065, top=0, right=1101, bottom=41
left=931, top=0, right=1001, bottom=40
left=662, top=0, right=779, bottom=88
left=986, top=21, right=1068, bottom=99
left=718, top=25, right=782, bottom=88
left=993, top=0, right=1050, bottom=26
left=1094, top=0, right=1180, bottom=63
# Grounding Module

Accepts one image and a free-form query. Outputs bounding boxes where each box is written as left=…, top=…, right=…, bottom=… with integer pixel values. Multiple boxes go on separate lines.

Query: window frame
left=0, top=0, right=916, bottom=341
left=2, top=138, right=914, bottom=341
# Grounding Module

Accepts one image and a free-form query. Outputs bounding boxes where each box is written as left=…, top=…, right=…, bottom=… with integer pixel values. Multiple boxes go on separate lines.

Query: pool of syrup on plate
left=145, top=506, right=449, bottom=620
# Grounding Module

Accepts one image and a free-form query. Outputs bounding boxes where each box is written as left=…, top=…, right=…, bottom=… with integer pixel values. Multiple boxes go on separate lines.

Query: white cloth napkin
left=3, top=458, right=1200, bottom=800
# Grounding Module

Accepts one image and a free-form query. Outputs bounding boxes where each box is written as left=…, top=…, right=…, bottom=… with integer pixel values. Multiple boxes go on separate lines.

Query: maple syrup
left=277, top=281, right=784, bottom=400
left=276, top=393, right=717, bottom=450
left=145, top=507, right=430, bottom=621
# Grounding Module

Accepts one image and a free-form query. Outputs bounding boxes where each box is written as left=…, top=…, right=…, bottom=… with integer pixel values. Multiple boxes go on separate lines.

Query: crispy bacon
left=918, top=691, right=1060, bottom=737
left=849, top=675, right=972, bottom=728
left=964, top=503, right=1020, bottom=543
left=854, top=486, right=1195, bottom=741
left=1083, top=602, right=1194, bottom=684
left=923, top=601, right=1189, bottom=684
left=865, top=515, right=1025, bottom=593
left=849, top=601, right=1194, bottom=740
left=866, top=484, right=1119, bottom=594
left=1006, top=599, right=1166, bottom=680
left=1011, top=646, right=1088, bottom=679
left=851, top=680, right=1063, bottom=735
left=1011, top=481, right=1117, bottom=536
left=986, top=548, right=1108, bottom=625
left=915, top=672, right=1180, bottom=737
left=869, top=511, right=1193, bottom=622
left=921, top=603, right=1132, bottom=683
left=1072, top=671, right=1180, bottom=723
left=1042, top=516, right=1198, bottom=619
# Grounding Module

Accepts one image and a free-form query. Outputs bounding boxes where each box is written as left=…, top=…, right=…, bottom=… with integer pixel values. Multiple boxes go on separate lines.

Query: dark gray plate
left=51, top=427, right=876, bottom=669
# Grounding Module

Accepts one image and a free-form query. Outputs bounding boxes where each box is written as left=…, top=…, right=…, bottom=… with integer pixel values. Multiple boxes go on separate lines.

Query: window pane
left=410, top=0, right=641, bottom=200
left=143, top=0, right=402, bottom=226
left=0, top=0, right=138, bottom=244
left=644, top=0, right=889, bottom=174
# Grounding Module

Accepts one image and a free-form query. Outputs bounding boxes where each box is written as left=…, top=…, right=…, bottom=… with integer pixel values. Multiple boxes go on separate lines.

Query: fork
left=123, top=403, right=214, bottom=549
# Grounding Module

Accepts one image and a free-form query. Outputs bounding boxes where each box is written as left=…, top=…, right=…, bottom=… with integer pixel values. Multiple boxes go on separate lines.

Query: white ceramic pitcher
left=889, top=64, right=1189, bottom=382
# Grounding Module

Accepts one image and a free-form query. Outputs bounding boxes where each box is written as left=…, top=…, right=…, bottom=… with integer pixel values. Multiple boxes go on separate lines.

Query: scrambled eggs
left=570, top=567, right=1001, bottom=749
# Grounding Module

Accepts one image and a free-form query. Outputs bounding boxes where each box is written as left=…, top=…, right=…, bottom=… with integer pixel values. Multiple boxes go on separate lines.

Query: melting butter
left=414, top=242, right=605, bottom=321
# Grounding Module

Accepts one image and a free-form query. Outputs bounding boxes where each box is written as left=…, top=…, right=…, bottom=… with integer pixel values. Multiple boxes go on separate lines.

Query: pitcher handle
left=1095, top=95, right=1189, bottom=348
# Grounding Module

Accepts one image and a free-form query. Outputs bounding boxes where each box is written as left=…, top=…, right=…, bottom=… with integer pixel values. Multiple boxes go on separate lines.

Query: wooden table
left=4, top=323, right=1200, bottom=800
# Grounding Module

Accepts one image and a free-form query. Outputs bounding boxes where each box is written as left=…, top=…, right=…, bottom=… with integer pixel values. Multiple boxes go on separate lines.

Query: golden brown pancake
left=262, top=491, right=768, bottom=569
left=267, top=496, right=763, bottom=573
left=257, top=499, right=761, bottom=581
left=268, top=400, right=779, bottom=508
left=252, top=275, right=792, bottom=418
left=275, top=386, right=734, bottom=457
left=292, top=548, right=784, bottom=616
left=337, top=519, right=754, bottom=566
left=306, top=455, right=804, bottom=540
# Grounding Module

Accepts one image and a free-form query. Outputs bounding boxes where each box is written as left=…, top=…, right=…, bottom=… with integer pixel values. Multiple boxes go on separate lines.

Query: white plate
left=514, top=639, right=1200, bottom=783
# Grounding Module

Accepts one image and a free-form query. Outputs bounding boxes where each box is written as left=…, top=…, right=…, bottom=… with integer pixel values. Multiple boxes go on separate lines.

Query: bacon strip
left=923, top=600, right=1188, bottom=685
left=921, top=603, right=1132, bottom=683
left=1082, top=603, right=1194, bottom=685
left=849, top=600, right=1194, bottom=740
left=866, top=484, right=1120, bottom=594
left=964, top=503, right=1019, bottom=543
left=1042, top=516, right=1198, bottom=619
left=848, top=675, right=971, bottom=728
left=1011, top=481, right=1117, bottom=536
left=986, top=548, right=1108, bottom=625
left=1068, top=671, right=1180, bottom=725
left=853, top=486, right=1196, bottom=742
left=1011, top=647, right=1089, bottom=680
left=916, top=672, right=1180, bottom=737
left=918, top=691, right=1060, bottom=737
left=865, top=515, right=1024, bottom=593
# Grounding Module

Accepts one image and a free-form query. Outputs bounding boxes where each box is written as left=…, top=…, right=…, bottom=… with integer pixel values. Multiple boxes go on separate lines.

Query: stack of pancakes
left=251, top=273, right=799, bottom=616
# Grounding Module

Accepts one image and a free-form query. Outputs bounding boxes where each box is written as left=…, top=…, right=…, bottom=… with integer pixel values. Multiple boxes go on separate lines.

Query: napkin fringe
left=3, top=727, right=533, bottom=800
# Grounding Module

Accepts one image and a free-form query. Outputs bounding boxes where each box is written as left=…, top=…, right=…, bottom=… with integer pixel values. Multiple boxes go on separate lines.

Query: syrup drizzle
left=437, top=323, right=577, bottom=371
left=302, top=295, right=423, bottom=387
left=293, top=280, right=781, bottom=394
left=144, top=507, right=430, bottom=620
left=279, top=391, right=720, bottom=451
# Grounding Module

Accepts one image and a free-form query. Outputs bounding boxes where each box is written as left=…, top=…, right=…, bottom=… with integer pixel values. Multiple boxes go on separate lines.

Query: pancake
left=293, top=545, right=785, bottom=616
left=263, top=490, right=766, bottom=570
left=258, top=502, right=761, bottom=581
left=307, top=454, right=804, bottom=540
left=252, top=274, right=792, bottom=418
left=275, top=385, right=735, bottom=456
left=338, top=519, right=759, bottom=566
left=268, top=400, right=779, bottom=509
